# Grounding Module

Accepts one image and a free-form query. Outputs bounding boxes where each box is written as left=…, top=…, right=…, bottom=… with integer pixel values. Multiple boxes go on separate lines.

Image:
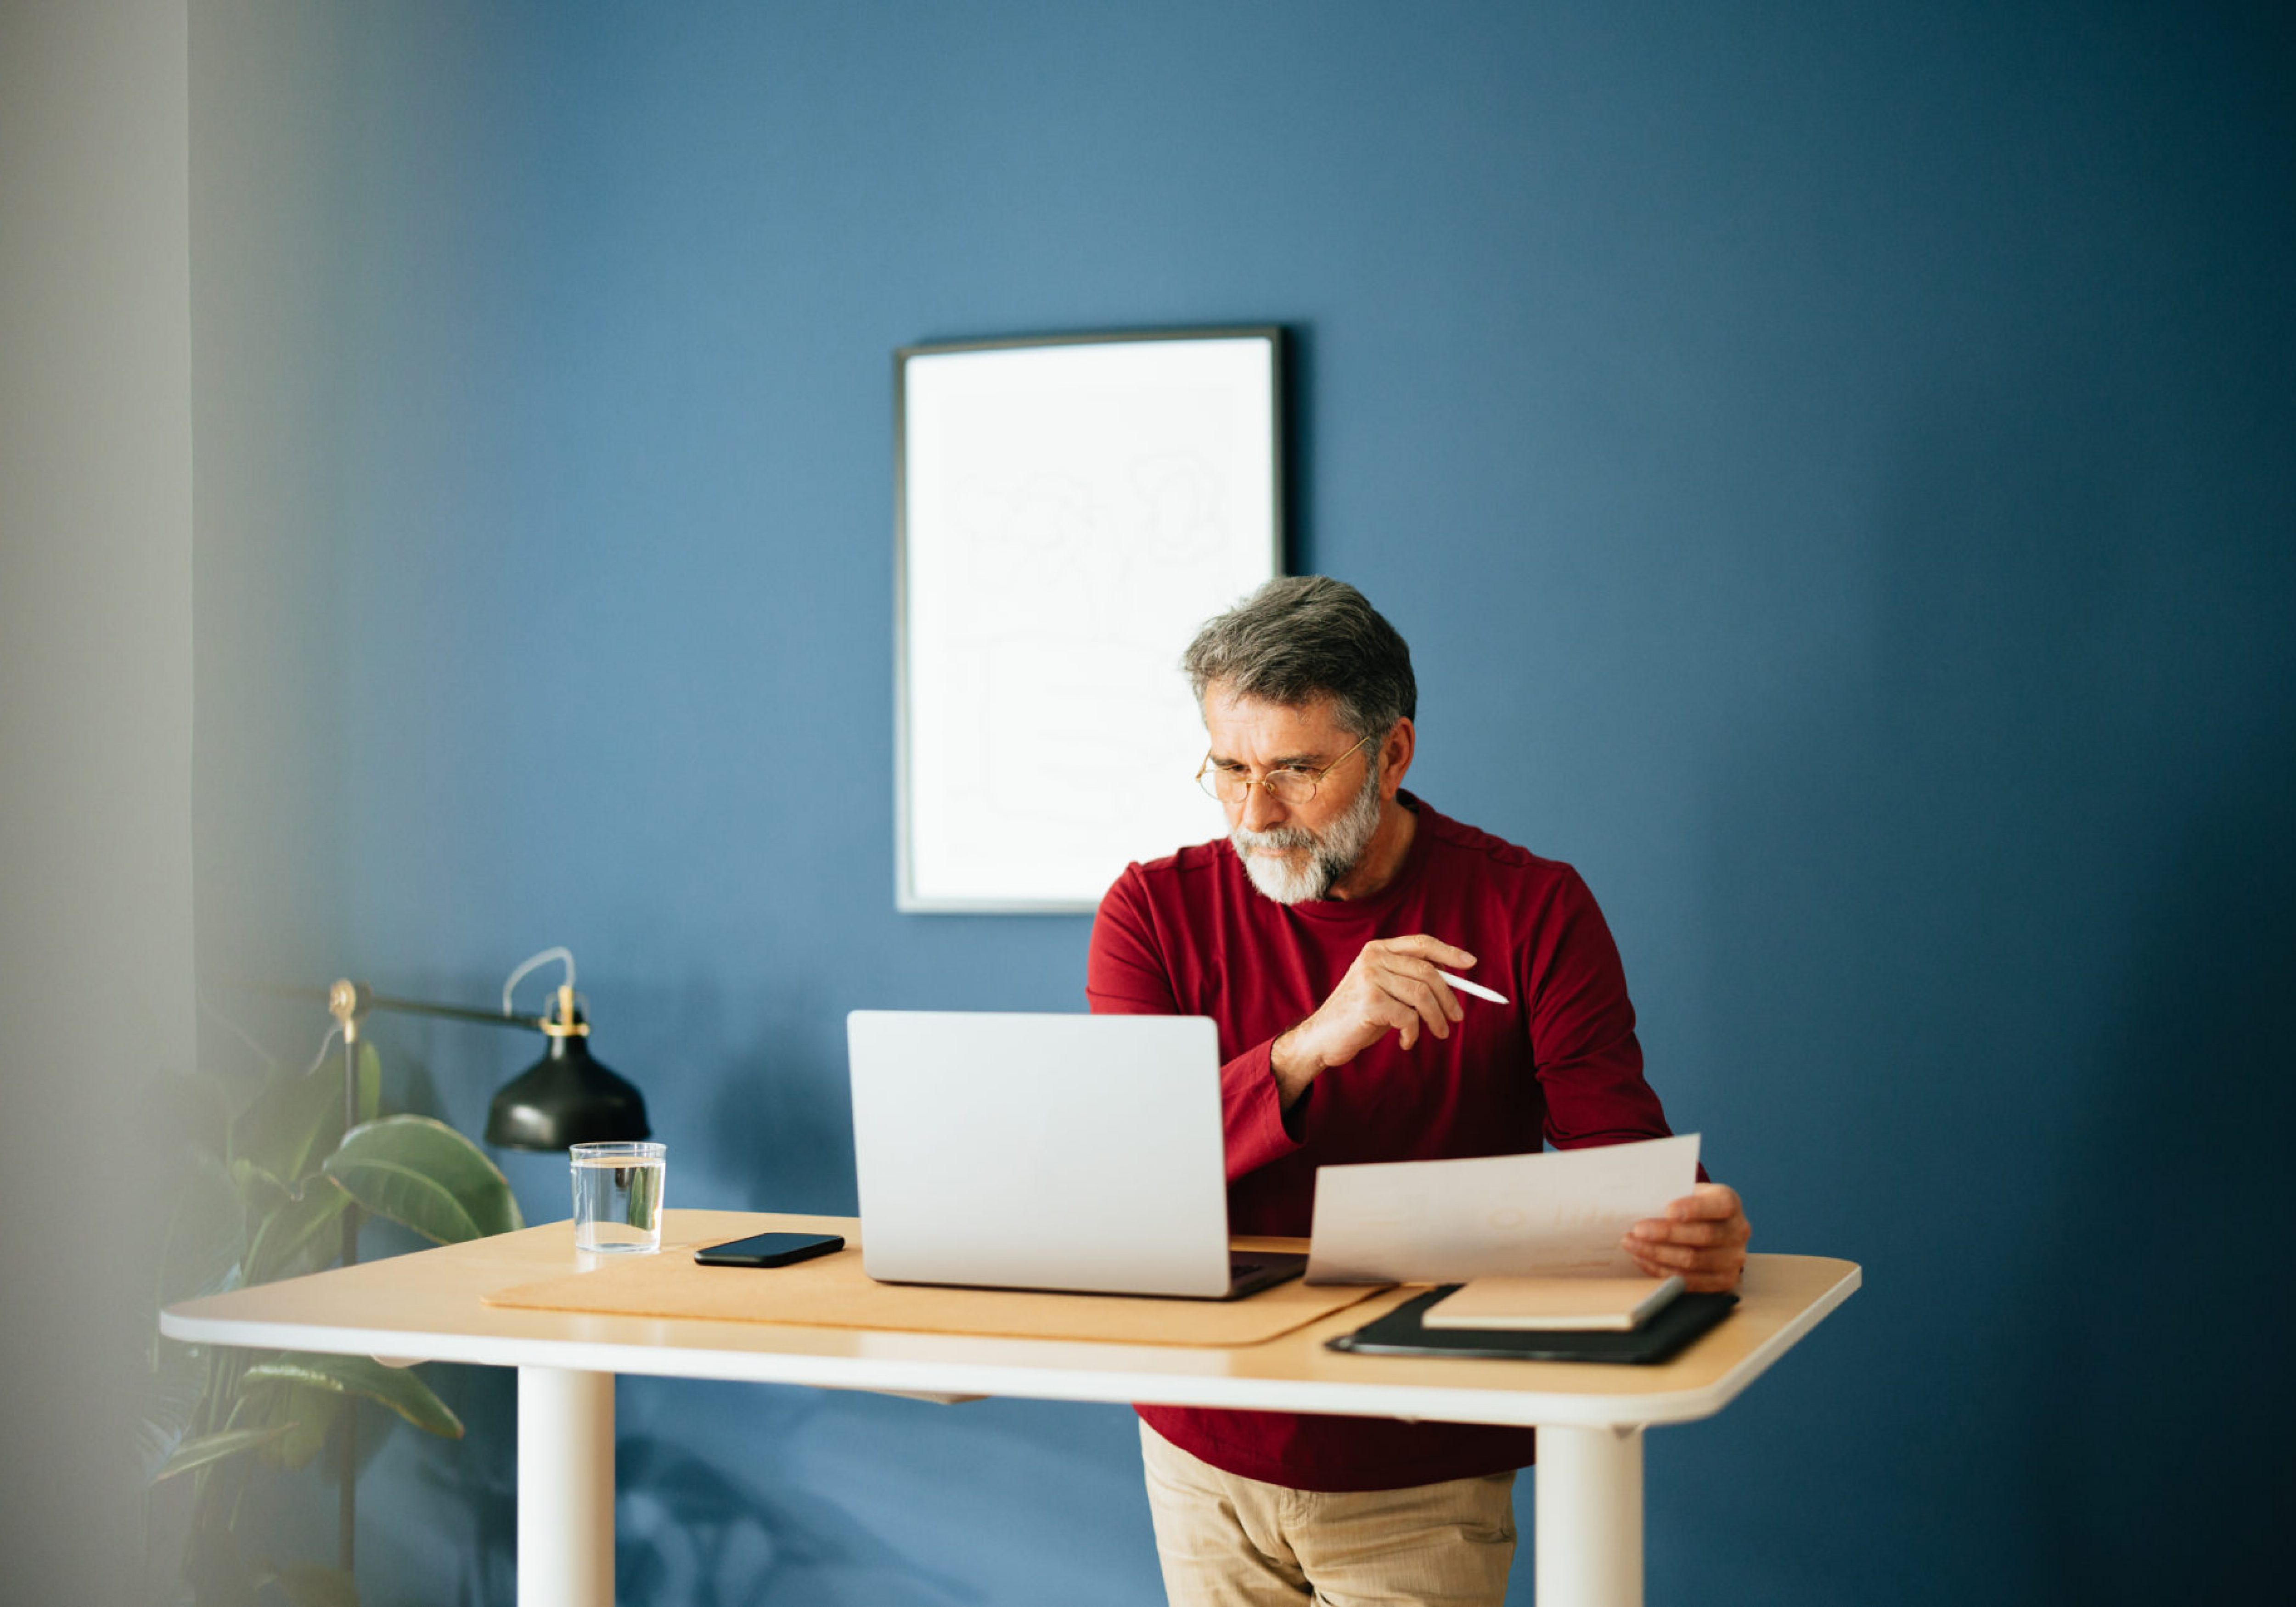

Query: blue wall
left=191, top=2, right=2295, bottom=1602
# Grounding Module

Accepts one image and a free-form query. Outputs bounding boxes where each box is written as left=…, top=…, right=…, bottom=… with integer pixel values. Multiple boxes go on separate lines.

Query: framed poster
left=895, top=328, right=1284, bottom=912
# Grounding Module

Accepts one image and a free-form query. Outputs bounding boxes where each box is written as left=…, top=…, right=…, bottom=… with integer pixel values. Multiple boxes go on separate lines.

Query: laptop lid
left=846, top=1011, right=1233, bottom=1298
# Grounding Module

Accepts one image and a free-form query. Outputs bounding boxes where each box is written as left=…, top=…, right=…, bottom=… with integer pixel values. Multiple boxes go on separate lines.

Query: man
left=1088, top=576, right=1750, bottom=1607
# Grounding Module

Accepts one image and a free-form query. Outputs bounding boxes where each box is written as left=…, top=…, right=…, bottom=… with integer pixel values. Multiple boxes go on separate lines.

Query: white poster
left=897, top=332, right=1282, bottom=911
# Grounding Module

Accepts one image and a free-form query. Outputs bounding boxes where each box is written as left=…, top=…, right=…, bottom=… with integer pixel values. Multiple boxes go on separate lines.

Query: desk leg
left=518, top=1367, right=614, bottom=1607
left=1535, top=1425, right=1642, bottom=1607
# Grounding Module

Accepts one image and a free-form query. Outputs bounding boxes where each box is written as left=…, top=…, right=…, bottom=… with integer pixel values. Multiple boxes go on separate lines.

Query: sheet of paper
left=1304, top=1134, right=1701, bottom=1285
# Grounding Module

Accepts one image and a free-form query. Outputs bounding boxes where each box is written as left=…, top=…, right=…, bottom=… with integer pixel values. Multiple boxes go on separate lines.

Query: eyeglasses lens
left=1200, top=770, right=1317, bottom=805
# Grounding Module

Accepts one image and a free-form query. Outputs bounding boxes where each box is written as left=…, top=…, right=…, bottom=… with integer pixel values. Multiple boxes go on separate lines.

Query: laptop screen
left=846, top=1011, right=1233, bottom=1297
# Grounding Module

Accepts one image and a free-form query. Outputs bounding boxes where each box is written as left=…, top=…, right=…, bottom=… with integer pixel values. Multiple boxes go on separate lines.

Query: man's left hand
left=1623, top=1183, right=1749, bottom=1292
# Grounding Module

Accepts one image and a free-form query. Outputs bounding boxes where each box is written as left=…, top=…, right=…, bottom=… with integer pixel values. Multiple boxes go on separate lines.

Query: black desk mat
left=1327, top=1285, right=1739, bottom=1364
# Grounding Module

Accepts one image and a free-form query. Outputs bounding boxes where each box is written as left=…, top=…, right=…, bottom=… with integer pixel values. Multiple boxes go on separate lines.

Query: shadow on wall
left=2036, top=736, right=2294, bottom=1598
left=413, top=1386, right=980, bottom=1607
left=617, top=1435, right=983, bottom=1607
left=1694, top=352, right=2294, bottom=1602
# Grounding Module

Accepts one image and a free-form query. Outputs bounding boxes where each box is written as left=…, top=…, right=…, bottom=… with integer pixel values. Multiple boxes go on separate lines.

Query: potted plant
left=143, top=1036, right=523, bottom=1606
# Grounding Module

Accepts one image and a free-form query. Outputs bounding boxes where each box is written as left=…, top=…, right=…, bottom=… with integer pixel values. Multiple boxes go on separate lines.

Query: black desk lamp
left=325, top=947, right=650, bottom=1152
left=482, top=983, right=649, bottom=1149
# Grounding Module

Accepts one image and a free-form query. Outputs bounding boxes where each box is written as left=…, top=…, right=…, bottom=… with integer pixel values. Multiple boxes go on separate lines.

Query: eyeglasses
left=1196, top=735, right=1376, bottom=808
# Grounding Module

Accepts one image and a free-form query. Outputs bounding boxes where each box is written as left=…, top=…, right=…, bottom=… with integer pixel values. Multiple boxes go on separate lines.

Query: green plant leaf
left=242, top=1181, right=352, bottom=1287
left=322, top=1115, right=522, bottom=1244
left=157, top=1149, right=246, bottom=1311
left=228, top=1158, right=293, bottom=1213
left=235, top=1048, right=350, bottom=1186
left=239, top=1354, right=463, bottom=1438
left=137, top=1341, right=210, bottom=1484
left=268, top=1563, right=359, bottom=1607
left=248, top=1379, right=341, bottom=1471
left=355, top=1040, right=381, bottom=1125
left=153, top=1422, right=298, bottom=1483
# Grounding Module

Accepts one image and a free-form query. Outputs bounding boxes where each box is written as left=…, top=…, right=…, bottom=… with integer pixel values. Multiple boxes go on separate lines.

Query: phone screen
left=692, top=1231, right=845, bottom=1268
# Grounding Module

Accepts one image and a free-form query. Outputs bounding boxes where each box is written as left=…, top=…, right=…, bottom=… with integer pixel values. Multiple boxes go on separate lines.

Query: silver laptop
left=846, top=1011, right=1306, bottom=1300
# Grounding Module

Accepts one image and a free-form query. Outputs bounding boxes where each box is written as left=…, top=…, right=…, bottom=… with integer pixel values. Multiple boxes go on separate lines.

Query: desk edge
left=159, top=1259, right=1860, bottom=1431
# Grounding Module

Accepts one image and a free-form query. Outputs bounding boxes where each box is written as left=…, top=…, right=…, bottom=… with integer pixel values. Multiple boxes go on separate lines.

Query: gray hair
left=1181, top=576, right=1417, bottom=741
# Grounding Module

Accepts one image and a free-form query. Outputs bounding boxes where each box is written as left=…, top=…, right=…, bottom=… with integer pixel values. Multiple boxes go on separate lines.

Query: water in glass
left=570, top=1141, right=666, bottom=1253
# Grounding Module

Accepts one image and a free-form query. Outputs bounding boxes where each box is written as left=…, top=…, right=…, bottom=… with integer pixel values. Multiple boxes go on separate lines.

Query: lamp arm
left=368, top=990, right=551, bottom=1032
left=309, top=966, right=637, bottom=1153
left=325, top=979, right=550, bottom=1036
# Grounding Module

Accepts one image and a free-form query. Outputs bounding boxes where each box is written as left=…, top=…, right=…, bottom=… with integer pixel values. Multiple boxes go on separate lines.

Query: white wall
left=0, top=0, right=197, bottom=1594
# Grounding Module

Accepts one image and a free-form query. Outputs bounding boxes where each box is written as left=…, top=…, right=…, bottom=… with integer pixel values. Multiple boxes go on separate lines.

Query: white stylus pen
left=1435, top=970, right=1510, bottom=1005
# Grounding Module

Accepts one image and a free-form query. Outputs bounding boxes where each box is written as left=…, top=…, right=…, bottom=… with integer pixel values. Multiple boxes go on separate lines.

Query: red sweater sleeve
left=1526, top=869, right=1677, bottom=1152
left=1086, top=866, right=1303, bottom=1182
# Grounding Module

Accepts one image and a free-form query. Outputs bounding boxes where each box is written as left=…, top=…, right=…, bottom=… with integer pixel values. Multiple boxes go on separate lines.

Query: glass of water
left=569, top=1141, right=667, bottom=1253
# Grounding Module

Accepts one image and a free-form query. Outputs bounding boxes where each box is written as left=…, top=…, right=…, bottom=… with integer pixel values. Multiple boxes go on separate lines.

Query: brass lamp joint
left=328, top=978, right=362, bottom=1044
left=539, top=982, right=591, bottom=1038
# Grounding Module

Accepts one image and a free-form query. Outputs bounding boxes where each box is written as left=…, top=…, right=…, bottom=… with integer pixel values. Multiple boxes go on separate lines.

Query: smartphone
left=692, top=1231, right=846, bottom=1269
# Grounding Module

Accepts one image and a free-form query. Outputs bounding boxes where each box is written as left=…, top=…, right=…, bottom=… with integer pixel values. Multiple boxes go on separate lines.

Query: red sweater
left=1086, top=794, right=1680, bottom=1491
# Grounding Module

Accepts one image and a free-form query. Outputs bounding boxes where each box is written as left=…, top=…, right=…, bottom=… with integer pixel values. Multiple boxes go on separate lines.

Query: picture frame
left=894, top=327, right=1285, bottom=912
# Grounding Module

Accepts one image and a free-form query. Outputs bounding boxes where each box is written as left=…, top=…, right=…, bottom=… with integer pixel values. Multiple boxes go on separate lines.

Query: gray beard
left=1230, top=763, right=1385, bottom=905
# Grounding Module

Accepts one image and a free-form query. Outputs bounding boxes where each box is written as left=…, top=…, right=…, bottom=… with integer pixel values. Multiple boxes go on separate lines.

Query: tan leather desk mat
left=485, top=1237, right=1384, bottom=1348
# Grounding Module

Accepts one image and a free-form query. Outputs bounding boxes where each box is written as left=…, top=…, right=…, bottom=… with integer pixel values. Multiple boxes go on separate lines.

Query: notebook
left=1420, top=1275, right=1684, bottom=1332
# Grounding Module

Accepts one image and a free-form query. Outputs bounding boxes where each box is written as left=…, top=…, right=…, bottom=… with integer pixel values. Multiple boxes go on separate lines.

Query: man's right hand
left=1269, top=935, right=1477, bottom=1107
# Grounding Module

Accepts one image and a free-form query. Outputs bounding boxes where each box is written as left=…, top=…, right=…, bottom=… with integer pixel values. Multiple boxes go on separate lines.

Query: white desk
left=162, top=1209, right=1859, bottom=1607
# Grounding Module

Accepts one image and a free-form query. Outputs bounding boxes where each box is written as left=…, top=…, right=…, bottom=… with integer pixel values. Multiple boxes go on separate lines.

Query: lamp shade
left=484, top=1025, right=650, bottom=1150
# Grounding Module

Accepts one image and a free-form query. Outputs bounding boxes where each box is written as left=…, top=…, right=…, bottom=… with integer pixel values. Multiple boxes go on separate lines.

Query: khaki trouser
left=1139, top=1421, right=1517, bottom=1607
